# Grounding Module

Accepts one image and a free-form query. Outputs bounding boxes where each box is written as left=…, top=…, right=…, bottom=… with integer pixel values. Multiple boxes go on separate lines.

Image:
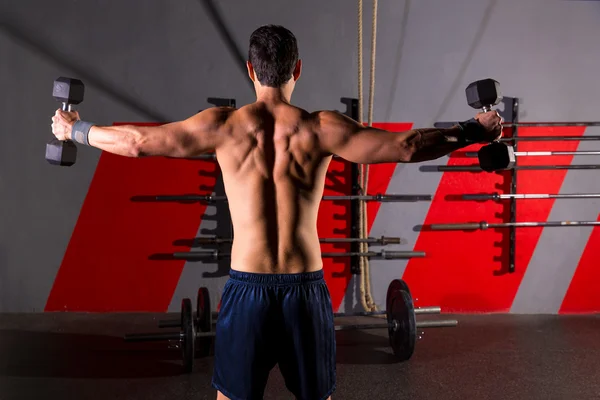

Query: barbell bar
left=464, top=150, right=600, bottom=157
left=429, top=220, right=600, bottom=231
left=126, top=318, right=457, bottom=342
left=435, top=121, right=600, bottom=128
left=421, top=164, right=600, bottom=172
left=500, top=122, right=600, bottom=127
left=190, top=236, right=404, bottom=246
left=154, top=194, right=432, bottom=202
left=172, top=250, right=426, bottom=260
left=462, top=193, right=600, bottom=201
left=334, top=319, right=458, bottom=331
left=187, top=154, right=347, bottom=160
left=499, top=136, right=600, bottom=142
left=156, top=307, right=443, bottom=329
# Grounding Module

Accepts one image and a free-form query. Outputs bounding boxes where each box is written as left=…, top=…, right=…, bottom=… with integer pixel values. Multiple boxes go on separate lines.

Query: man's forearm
left=73, top=125, right=144, bottom=157
left=406, top=126, right=471, bottom=162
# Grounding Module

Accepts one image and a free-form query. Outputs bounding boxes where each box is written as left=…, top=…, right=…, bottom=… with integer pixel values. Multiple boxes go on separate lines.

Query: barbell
left=421, top=164, right=600, bottom=172
left=172, top=249, right=426, bottom=261
left=429, top=220, right=600, bottom=231
left=465, top=150, right=600, bottom=157
left=462, top=192, right=600, bottom=201
left=125, top=280, right=458, bottom=373
left=154, top=194, right=432, bottom=202
left=190, top=235, right=404, bottom=246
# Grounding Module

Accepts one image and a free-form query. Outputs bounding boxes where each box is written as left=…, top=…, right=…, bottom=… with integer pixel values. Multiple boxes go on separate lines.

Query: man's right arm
left=314, top=111, right=501, bottom=164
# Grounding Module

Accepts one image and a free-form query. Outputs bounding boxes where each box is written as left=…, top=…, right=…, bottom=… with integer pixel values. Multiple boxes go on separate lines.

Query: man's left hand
left=51, top=109, right=80, bottom=141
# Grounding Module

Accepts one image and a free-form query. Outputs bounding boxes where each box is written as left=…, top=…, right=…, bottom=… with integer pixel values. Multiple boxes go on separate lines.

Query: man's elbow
left=395, top=140, right=416, bottom=163
left=127, top=129, right=147, bottom=158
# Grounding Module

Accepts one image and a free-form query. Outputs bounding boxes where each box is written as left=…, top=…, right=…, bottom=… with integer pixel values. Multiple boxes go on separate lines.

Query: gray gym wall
left=1, top=0, right=599, bottom=312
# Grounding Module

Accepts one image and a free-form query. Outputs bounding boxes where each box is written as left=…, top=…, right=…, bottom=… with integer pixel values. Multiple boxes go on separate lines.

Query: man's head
left=247, top=25, right=301, bottom=93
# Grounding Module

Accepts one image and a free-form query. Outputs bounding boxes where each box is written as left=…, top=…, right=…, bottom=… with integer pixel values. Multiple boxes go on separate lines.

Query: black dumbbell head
left=478, top=142, right=512, bottom=172
left=53, top=77, right=85, bottom=105
left=45, top=138, right=77, bottom=166
left=466, top=79, right=502, bottom=110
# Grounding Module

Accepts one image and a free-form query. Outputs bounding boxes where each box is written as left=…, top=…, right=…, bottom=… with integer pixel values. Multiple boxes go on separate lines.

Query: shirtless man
left=52, top=25, right=502, bottom=400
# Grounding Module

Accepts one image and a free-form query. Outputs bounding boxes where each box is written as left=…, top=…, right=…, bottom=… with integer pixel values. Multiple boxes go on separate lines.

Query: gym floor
left=1, top=313, right=599, bottom=400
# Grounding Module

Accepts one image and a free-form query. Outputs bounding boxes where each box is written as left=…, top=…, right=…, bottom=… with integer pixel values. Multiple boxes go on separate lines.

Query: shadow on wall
left=195, top=174, right=233, bottom=278
left=137, top=163, right=234, bottom=278
left=0, top=18, right=169, bottom=121
left=384, top=0, right=412, bottom=121
left=197, top=0, right=254, bottom=93
left=429, top=0, right=498, bottom=125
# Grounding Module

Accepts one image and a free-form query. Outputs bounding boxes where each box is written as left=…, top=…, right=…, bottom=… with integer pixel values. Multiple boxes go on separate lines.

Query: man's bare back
left=217, top=101, right=330, bottom=273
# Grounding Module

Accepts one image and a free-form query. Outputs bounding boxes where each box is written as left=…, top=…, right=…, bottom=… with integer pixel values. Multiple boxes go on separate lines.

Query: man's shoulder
left=309, top=110, right=355, bottom=132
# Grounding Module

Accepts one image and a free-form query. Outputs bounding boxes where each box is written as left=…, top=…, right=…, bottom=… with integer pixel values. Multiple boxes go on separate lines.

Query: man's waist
left=229, top=268, right=324, bottom=285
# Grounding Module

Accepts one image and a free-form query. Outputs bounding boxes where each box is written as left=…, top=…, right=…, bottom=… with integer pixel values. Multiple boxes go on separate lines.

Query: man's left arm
left=52, top=107, right=233, bottom=158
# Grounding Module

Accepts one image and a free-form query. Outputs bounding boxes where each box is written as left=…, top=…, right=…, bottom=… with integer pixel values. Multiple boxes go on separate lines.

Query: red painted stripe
left=402, top=127, right=585, bottom=312
left=559, top=215, right=600, bottom=313
left=318, top=157, right=353, bottom=310
left=320, top=123, right=411, bottom=310
left=512, top=127, right=585, bottom=305
left=46, top=123, right=217, bottom=312
left=366, top=123, right=407, bottom=232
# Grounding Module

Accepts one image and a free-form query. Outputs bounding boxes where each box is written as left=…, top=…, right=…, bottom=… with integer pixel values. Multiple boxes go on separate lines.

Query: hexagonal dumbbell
left=465, top=79, right=515, bottom=172
left=45, top=77, right=85, bottom=167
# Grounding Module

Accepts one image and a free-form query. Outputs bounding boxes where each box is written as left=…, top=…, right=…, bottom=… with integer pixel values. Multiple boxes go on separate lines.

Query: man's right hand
left=475, top=111, right=503, bottom=142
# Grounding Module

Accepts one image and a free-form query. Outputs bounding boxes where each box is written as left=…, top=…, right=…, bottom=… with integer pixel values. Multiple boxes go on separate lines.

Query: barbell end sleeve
left=155, top=196, right=182, bottom=202
left=379, top=194, right=433, bottom=202
left=461, top=194, right=495, bottom=201
left=381, top=236, right=402, bottom=245
left=124, top=332, right=181, bottom=342
left=173, top=251, right=220, bottom=260
left=415, top=319, right=458, bottom=328
left=414, top=306, right=441, bottom=315
left=158, top=319, right=181, bottom=329
left=429, top=222, right=483, bottom=231
left=193, top=237, right=217, bottom=245
left=383, top=251, right=427, bottom=259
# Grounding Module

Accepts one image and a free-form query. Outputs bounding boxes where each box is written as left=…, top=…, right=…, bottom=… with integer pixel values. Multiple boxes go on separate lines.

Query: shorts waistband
left=229, top=269, right=324, bottom=285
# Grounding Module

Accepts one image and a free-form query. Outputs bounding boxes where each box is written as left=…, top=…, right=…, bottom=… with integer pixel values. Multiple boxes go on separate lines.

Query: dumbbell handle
left=58, top=103, right=77, bottom=147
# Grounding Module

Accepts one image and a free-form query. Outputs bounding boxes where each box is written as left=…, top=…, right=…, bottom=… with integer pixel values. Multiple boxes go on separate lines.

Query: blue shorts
left=212, top=269, right=336, bottom=400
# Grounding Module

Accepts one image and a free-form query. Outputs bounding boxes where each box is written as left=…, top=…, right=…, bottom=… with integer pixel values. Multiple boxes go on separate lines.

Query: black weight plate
left=387, top=289, right=416, bottom=360
left=397, top=279, right=411, bottom=295
left=196, top=287, right=213, bottom=357
left=386, top=279, right=411, bottom=314
left=181, top=298, right=195, bottom=373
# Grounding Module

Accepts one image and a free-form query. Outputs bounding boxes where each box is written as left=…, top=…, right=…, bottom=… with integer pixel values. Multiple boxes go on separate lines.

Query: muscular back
left=125, top=92, right=479, bottom=273
left=215, top=103, right=331, bottom=273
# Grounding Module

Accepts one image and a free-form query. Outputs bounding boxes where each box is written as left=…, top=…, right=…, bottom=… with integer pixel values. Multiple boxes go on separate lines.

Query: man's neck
left=255, top=86, right=292, bottom=104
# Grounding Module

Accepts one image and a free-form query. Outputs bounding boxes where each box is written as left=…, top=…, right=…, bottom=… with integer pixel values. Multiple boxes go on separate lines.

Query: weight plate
left=181, top=298, right=195, bottom=373
left=196, top=287, right=213, bottom=357
left=386, top=279, right=411, bottom=314
left=387, top=288, right=416, bottom=361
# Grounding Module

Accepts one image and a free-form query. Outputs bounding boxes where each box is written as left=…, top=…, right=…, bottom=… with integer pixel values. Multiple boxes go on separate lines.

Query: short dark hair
left=248, top=25, right=299, bottom=87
